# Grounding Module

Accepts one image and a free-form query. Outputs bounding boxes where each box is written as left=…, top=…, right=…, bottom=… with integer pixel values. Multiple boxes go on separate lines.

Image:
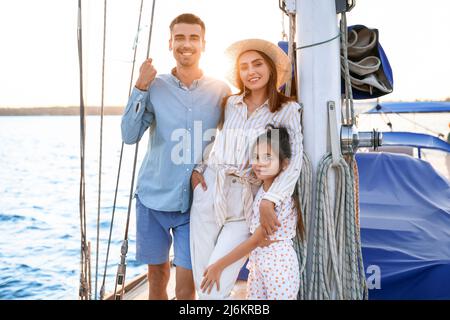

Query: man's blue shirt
left=121, top=73, right=229, bottom=212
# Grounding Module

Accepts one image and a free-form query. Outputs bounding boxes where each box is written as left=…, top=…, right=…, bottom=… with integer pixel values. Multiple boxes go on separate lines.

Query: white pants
left=190, top=167, right=254, bottom=300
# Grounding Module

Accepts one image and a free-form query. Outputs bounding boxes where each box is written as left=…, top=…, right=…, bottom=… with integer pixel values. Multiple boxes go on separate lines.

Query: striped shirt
left=204, top=94, right=303, bottom=208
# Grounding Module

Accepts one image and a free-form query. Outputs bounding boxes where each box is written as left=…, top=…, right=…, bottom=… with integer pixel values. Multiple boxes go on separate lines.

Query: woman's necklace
left=245, top=98, right=259, bottom=119
left=245, top=97, right=264, bottom=113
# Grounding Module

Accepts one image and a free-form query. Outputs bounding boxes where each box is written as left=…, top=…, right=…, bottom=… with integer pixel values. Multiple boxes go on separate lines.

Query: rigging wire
left=77, top=0, right=90, bottom=300
left=285, top=12, right=296, bottom=97
left=383, top=109, right=443, bottom=136
left=281, top=9, right=287, bottom=41
left=94, top=0, right=108, bottom=301
left=340, top=12, right=355, bottom=125
left=113, top=1, right=157, bottom=300
left=296, top=33, right=341, bottom=51
left=99, top=0, right=145, bottom=300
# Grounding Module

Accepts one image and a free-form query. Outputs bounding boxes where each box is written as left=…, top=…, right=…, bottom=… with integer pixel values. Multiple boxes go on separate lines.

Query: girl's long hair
left=254, top=125, right=305, bottom=241
left=217, top=50, right=294, bottom=130
left=292, top=184, right=305, bottom=242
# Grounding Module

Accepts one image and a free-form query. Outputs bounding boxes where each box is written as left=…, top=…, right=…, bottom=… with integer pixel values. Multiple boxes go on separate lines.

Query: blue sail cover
left=366, top=101, right=450, bottom=113
left=356, top=152, right=450, bottom=299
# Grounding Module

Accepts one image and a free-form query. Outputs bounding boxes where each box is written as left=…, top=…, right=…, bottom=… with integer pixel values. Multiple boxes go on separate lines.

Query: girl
left=200, top=126, right=304, bottom=300
left=190, top=39, right=303, bottom=299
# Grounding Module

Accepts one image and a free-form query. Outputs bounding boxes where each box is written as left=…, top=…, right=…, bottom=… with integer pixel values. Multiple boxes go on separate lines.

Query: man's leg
left=175, top=266, right=195, bottom=300
left=148, top=262, right=170, bottom=300
left=136, top=196, right=173, bottom=300
left=172, top=210, right=195, bottom=300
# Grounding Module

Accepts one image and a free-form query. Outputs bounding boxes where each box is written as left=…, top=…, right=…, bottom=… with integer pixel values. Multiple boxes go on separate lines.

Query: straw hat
left=225, top=38, right=292, bottom=89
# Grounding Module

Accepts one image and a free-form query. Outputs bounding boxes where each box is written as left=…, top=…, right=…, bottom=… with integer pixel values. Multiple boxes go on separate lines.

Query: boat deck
left=105, top=269, right=247, bottom=300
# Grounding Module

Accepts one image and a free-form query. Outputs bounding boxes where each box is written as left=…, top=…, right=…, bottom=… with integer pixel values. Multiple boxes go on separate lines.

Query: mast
left=295, top=0, right=342, bottom=293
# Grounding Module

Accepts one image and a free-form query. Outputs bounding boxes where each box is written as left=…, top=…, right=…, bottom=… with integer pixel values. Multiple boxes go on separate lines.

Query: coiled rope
left=305, top=153, right=367, bottom=300
left=293, top=153, right=311, bottom=300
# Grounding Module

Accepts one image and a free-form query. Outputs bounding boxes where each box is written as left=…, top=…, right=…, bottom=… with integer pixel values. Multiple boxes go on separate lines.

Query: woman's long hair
left=218, top=50, right=294, bottom=130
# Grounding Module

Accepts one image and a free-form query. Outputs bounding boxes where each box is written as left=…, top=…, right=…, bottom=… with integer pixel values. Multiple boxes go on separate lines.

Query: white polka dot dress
left=246, top=187, right=300, bottom=300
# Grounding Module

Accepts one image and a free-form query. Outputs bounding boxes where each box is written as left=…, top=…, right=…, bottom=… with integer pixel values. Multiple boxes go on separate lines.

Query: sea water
left=0, top=116, right=146, bottom=299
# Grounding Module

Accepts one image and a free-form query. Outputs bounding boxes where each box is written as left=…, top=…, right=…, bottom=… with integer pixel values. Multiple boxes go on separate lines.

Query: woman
left=189, top=39, right=303, bottom=299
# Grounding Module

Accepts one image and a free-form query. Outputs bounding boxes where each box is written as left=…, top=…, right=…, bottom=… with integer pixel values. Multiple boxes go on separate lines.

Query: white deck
left=105, top=269, right=247, bottom=300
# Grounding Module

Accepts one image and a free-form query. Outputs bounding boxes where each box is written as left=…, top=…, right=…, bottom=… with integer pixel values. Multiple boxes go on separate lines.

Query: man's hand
left=259, top=199, right=281, bottom=237
left=135, top=58, right=157, bottom=91
left=191, top=171, right=207, bottom=191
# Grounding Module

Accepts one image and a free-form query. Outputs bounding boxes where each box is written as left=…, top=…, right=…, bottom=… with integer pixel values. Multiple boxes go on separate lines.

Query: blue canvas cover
left=277, top=41, right=296, bottom=95
left=366, top=102, right=450, bottom=114
left=356, top=152, right=450, bottom=299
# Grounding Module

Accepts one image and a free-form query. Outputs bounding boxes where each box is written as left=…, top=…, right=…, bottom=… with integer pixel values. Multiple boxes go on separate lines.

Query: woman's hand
left=201, top=263, right=223, bottom=294
left=259, top=199, right=281, bottom=237
left=191, top=170, right=207, bottom=191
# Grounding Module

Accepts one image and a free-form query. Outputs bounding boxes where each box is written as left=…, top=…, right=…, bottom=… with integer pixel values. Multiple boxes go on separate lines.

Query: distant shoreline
left=0, top=107, right=124, bottom=116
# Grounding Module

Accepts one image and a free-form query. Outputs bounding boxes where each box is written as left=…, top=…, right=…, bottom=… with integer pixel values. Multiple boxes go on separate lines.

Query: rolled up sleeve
left=262, top=102, right=303, bottom=205
left=121, top=87, right=155, bottom=144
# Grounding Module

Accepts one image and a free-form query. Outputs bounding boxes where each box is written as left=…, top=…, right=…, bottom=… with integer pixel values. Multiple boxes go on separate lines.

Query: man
left=121, top=13, right=229, bottom=300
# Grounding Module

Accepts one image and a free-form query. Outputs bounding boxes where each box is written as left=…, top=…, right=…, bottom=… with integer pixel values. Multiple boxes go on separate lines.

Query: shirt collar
left=170, top=67, right=205, bottom=90
left=235, top=93, right=269, bottom=111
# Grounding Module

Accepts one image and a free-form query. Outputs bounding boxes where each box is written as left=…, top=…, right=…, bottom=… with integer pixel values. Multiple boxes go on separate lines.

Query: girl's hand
left=254, top=227, right=279, bottom=248
left=191, top=170, right=207, bottom=191
left=200, top=263, right=223, bottom=294
left=258, top=237, right=278, bottom=248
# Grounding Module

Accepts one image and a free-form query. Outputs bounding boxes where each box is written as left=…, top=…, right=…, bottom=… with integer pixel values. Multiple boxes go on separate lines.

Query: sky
left=0, top=0, right=449, bottom=107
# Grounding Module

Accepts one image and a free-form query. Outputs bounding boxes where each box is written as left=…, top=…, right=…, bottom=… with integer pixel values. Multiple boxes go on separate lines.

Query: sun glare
left=200, top=48, right=238, bottom=93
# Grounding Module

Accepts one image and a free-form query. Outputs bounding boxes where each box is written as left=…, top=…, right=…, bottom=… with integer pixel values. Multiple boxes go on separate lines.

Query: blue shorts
left=135, top=195, right=192, bottom=270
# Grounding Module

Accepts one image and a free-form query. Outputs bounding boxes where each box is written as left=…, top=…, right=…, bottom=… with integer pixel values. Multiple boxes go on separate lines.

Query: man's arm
left=121, top=59, right=157, bottom=144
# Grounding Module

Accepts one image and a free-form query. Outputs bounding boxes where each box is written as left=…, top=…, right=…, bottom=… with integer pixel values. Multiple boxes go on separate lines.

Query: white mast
left=295, top=0, right=342, bottom=292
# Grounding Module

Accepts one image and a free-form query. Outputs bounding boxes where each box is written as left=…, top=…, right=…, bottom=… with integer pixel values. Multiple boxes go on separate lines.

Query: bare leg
left=147, top=262, right=170, bottom=300
left=175, top=266, right=195, bottom=300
